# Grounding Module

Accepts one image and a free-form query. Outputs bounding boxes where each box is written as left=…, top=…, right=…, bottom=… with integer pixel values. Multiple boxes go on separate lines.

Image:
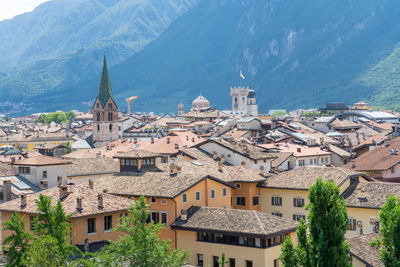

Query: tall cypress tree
left=280, top=178, right=352, bottom=267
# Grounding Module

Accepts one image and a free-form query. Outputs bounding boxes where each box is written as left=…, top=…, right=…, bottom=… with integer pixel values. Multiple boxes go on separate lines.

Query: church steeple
left=97, top=52, right=116, bottom=108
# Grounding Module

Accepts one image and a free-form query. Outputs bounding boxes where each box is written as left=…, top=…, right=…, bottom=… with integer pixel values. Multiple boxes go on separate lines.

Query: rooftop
left=171, top=206, right=297, bottom=238
left=347, top=233, right=383, bottom=267
left=14, top=155, right=70, bottom=166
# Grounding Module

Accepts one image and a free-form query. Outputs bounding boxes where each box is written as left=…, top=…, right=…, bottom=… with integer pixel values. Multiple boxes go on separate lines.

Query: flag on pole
left=240, top=70, right=245, bottom=80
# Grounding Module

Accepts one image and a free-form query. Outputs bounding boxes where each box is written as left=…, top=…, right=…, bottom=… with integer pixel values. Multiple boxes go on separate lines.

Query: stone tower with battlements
left=230, top=86, right=258, bottom=116
left=92, top=54, right=119, bottom=147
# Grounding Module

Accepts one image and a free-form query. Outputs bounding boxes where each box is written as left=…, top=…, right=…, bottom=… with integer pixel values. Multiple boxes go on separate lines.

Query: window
left=309, top=159, right=313, bottom=165
left=161, top=156, right=168, bottom=163
left=182, top=194, right=187, bottom=203
left=161, top=212, right=168, bottom=225
left=213, top=256, right=219, bottom=267
left=293, top=197, right=305, bottom=207
left=96, top=112, right=100, bottom=121
left=222, top=187, right=227, bottom=197
left=195, top=191, right=200, bottom=201
left=235, top=184, right=241, bottom=189
left=370, top=218, right=380, bottom=233
left=161, top=198, right=167, bottom=205
left=109, top=124, right=112, bottom=131
left=87, top=218, right=96, bottom=234
left=274, top=259, right=280, bottom=267
left=108, top=103, right=112, bottom=109
left=348, top=218, right=356, bottom=231
left=151, top=211, right=159, bottom=224
left=235, top=195, right=246, bottom=206
left=255, top=238, right=261, bottom=247
left=42, top=170, right=47, bottom=178
left=18, top=167, right=30, bottom=174
left=30, top=216, right=35, bottom=231
left=108, top=112, right=113, bottom=121
left=197, top=254, right=204, bottom=266
left=253, top=195, right=260, bottom=206
left=96, top=103, right=100, bottom=108
left=272, top=212, right=282, bottom=217
left=229, top=258, right=235, bottom=267
left=246, top=260, right=253, bottom=267
left=391, top=166, right=395, bottom=174
left=210, top=189, right=215, bottom=199
left=104, top=215, right=112, bottom=231
left=271, top=196, right=282, bottom=206
left=151, top=197, right=157, bottom=204
left=293, top=214, right=306, bottom=222
left=298, top=160, right=305, bottom=166
left=97, top=124, right=100, bottom=131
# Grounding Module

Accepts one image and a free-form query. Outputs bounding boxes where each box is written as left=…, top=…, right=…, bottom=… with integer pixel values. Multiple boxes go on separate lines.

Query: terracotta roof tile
left=67, top=158, right=118, bottom=176
left=14, top=155, right=70, bottom=166
left=348, top=233, right=383, bottom=267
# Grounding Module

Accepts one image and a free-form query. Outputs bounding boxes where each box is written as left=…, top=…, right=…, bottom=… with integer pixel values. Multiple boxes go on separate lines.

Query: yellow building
left=0, top=183, right=132, bottom=250
left=171, top=206, right=298, bottom=267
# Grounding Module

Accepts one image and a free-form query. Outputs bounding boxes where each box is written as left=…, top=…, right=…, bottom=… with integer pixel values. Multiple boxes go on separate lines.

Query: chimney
left=241, top=161, right=246, bottom=168
left=76, top=197, right=83, bottom=211
left=40, top=180, right=48, bottom=190
left=84, top=238, right=89, bottom=252
left=297, top=148, right=301, bottom=153
left=134, top=137, right=137, bottom=144
left=218, top=161, right=223, bottom=172
left=181, top=209, right=187, bottom=221
left=59, top=185, right=68, bottom=200
left=221, top=154, right=225, bottom=163
left=151, top=137, right=154, bottom=144
left=3, top=180, right=12, bottom=202
left=167, top=137, right=170, bottom=144
left=259, top=166, right=265, bottom=176
left=10, top=157, right=15, bottom=164
left=88, top=179, right=94, bottom=189
left=20, top=193, right=27, bottom=209
left=169, top=164, right=177, bottom=177
left=103, top=188, right=109, bottom=194
left=191, top=137, right=195, bottom=142
left=98, top=193, right=104, bottom=209
left=213, top=151, right=217, bottom=160
left=57, top=176, right=63, bottom=187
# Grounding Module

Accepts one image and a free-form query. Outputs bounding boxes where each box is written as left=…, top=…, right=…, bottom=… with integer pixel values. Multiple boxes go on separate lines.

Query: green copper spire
left=97, top=52, right=115, bottom=108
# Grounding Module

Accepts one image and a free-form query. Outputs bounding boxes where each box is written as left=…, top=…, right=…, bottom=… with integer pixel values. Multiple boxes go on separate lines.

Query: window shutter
left=271, top=197, right=274, bottom=205
left=293, top=198, right=296, bottom=207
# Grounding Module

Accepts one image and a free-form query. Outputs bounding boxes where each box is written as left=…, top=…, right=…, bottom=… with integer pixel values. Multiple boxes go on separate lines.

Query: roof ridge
left=253, top=210, right=267, bottom=235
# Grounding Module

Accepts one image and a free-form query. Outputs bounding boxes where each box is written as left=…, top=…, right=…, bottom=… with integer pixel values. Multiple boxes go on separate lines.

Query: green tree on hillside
left=372, top=195, right=400, bottom=266
left=36, top=111, right=76, bottom=124
left=280, top=178, right=351, bottom=267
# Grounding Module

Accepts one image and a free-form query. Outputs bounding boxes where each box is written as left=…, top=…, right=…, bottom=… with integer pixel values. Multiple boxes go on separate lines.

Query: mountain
left=0, top=0, right=200, bottom=113
left=2, top=0, right=400, bottom=114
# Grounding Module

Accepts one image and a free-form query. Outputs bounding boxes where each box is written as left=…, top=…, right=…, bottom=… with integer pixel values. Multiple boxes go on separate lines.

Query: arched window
left=109, top=124, right=112, bottom=131
left=97, top=124, right=100, bottom=131
left=96, top=103, right=100, bottom=108
left=108, top=103, right=112, bottom=109
left=97, top=112, right=100, bottom=121
left=108, top=112, right=113, bottom=121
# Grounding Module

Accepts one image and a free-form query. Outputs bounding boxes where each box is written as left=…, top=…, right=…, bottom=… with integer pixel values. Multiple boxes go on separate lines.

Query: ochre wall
left=176, top=230, right=296, bottom=267
left=231, top=182, right=261, bottom=211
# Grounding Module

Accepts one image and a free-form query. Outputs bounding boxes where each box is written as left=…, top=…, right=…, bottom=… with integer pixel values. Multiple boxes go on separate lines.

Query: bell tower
left=92, top=52, right=119, bottom=147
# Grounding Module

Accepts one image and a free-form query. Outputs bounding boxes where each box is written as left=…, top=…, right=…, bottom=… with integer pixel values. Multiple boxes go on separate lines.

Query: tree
left=372, top=195, right=400, bottom=266
left=217, top=251, right=229, bottom=267
left=32, top=195, right=77, bottom=262
left=271, top=111, right=287, bottom=116
left=280, top=178, right=351, bottom=267
left=86, top=196, right=188, bottom=267
left=2, top=213, right=32, bottom=266
left=65, top=111, right=76, bottom=122
left=23, top=235, right=65, bottom=267
left=279, top=236, right=298, bottom=267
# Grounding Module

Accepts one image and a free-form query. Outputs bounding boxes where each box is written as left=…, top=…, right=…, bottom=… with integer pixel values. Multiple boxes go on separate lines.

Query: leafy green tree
left=32, top=195, right=77, bottom=260
left=280, top=178, right=351, bottom=267
left=271, top=111, right=288, bottom=116
left=372, top=195, right=400, bottom=266
left=66, top=111, right=76, bottom=122
left=3, top=213, right=32, bottom=266
left=279, top=236, right=298, bottom=267
left=23, top=235, right=65, bottom=267
left=84, top=196, right=188, bottom=267
left=218, top=251, right=229, bottom=267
